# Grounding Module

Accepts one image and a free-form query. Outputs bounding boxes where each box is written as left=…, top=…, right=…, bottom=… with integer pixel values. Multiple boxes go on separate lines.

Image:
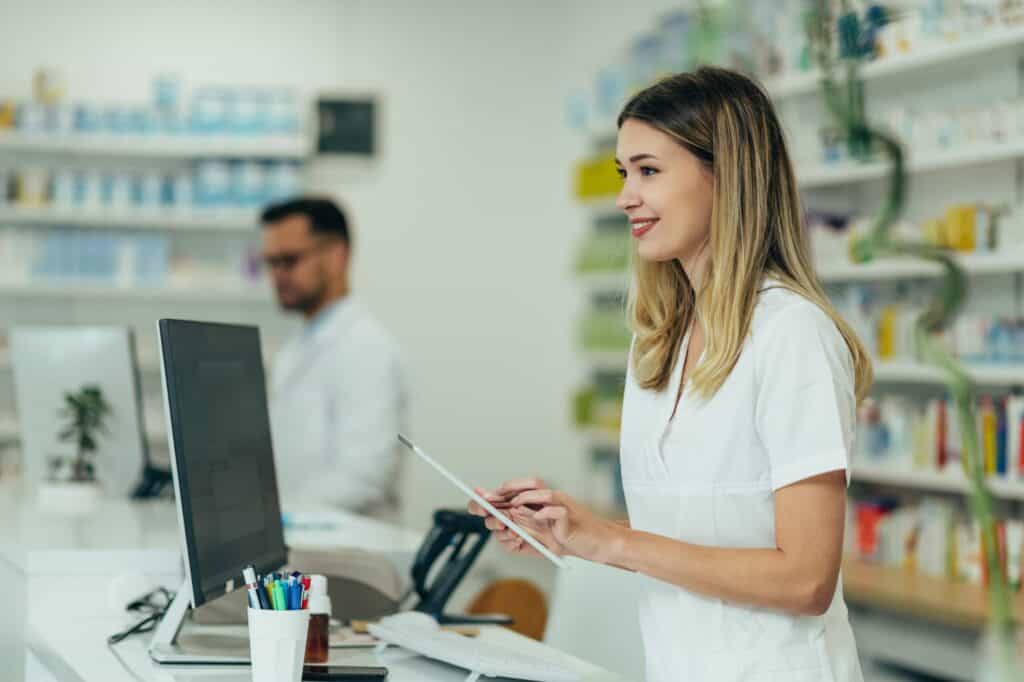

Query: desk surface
left=28, top=574, right=623, bottom=682
left=0, top=480, right=424, bottom=575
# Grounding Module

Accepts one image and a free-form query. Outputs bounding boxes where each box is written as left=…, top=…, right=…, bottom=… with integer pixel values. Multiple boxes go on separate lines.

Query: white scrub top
left=620, top=283, right=864, bottom=682
left=270, top=295, right=407, bottom=520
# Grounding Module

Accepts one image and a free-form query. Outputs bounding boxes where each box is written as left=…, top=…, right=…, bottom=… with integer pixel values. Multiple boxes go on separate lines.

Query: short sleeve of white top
left=619, top=284, right=863, bottom=682
left=754, top=290, right=856, bottom=491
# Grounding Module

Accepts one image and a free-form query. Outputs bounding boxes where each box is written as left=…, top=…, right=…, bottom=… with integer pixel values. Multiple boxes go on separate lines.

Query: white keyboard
left=368, top=612, right=580, bottom=682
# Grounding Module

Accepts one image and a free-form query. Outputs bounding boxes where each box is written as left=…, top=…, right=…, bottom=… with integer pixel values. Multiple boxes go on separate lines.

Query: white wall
left=0, top=0, right=594, bottom=597
left=0, top=0, right=712, bottom=604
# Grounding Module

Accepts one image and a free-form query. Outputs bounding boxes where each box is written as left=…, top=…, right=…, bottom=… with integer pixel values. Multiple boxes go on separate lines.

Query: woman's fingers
left=509, top=488, right=560, bottom=508
left=533, top=505, right=568, bottom=523
left=494, top=477, right=547, bottom=497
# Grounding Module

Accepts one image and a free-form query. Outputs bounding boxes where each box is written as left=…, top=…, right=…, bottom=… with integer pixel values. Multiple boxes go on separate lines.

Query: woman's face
left=615, top=118, right=714, bottom=266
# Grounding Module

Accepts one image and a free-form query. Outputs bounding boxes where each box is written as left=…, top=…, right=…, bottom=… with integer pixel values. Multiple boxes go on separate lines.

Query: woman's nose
left=616, top=185, right=640, bottom=212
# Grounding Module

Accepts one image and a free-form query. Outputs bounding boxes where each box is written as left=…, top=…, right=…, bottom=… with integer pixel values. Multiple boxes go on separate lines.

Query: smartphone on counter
left=302, top=665, right=388, bottom=680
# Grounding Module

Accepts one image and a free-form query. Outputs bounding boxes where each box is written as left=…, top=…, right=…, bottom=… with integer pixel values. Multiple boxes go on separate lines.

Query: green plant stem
left=807, top=0, right=1015, bottom=668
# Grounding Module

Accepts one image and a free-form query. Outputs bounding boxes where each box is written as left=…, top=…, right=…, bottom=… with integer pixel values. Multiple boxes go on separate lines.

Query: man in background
left=261, top=197, right=406, bottom=520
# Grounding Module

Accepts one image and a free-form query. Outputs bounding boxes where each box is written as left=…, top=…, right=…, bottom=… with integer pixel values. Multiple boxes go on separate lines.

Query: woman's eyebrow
left=615, top=153, right=660, bottom=165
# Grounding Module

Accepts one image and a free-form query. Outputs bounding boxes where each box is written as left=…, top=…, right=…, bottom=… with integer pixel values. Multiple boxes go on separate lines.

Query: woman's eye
left=615, top=168, right=626, bottom=179
left=640, top=166, right=658, bottom=176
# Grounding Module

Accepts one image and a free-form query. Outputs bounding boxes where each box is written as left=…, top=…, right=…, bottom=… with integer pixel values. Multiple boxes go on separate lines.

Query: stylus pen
left=397, top=433, right=567, bottom=569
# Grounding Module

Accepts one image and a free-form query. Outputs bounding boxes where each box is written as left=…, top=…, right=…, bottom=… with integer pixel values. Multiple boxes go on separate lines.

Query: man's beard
left=279, top=281, right=329, bottom=316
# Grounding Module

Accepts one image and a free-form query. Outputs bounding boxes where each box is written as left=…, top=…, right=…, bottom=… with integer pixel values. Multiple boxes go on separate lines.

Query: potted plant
left=38, top=384, right=112, bottom=513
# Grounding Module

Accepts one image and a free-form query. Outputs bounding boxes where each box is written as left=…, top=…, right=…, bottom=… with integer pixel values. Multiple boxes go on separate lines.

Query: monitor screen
left=158, top=319, right=286, bottom=607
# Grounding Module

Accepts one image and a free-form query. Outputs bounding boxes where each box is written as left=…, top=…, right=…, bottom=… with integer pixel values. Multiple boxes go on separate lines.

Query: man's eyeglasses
left=262, top=242, right=330, bottom=271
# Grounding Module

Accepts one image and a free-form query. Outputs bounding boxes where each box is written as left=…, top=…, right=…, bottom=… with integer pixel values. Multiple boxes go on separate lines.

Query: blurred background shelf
left=873, top=360, right=1024, bottom=386
left=581, top=350, right=628, bottom=372
left=577, top=270, right=629, bottom=294
left=580, top=197, right=619, bottom=215
left=852, top=463, right=1024, bottom=501
left=0, top=281, right=271, bottom=304
left=0, top=131, right=311, bottom=159
left=579, top=427, right=619, bottom=451
left=0, top=205, right=260, bottom=232
left=816, top=251, right=1024, bottom=282
left=842, top=559, right=1024, bottom=629
left=764, top=25, right=1024, bottom=99
left=798, top=139, right=1024, bottom=188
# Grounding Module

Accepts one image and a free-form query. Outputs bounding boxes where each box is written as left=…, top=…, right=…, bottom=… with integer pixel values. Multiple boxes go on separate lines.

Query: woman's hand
left=469, top=477, right=624, bottom=564
left=469, top=478, right=565, bottom=559
left=508, top=487, right=624, bottom=564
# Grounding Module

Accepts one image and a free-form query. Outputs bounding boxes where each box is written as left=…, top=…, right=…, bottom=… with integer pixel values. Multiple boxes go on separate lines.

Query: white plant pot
left=37, top=481, right=102, bottom=516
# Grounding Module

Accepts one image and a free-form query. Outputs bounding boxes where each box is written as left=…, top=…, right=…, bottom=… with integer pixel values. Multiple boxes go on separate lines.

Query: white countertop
left=0, top=480, right=425, bottom=576
left=0, top=481, right=181, bottom=575
left=27, top=573, right=622, bottom=682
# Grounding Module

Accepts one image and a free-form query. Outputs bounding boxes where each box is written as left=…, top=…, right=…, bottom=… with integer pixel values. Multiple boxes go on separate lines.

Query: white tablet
left=397, top=434, right=567, bottom=569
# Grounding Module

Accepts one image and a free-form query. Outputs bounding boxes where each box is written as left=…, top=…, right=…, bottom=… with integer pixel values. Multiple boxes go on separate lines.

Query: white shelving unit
left=581, top=427, right=619, bottom=451
left=763, top=25, right=1024, bottom=99
left=580, top=251, right=1024, bottom=290
left=0, top=205, right=259, bottom=232
left=578, top=270, right=630, bottom=294
left=583, top=350, right=628, bottom=372
left=852, top=463, right=1024, bottom=500
left=798, top=138, right=1024, bottom=189
left=0, top=131, right=310, bottom=159
left=581, top=197, right=619, bottom=215
left=0, top=281, right=271, bottom=304
left=0, top=421, right=166, bottom=447
left=874, top=361, right=1024, bottom=386
left=818, top=251, right=1024, bottom=282
left=579, top=356, right=1024, bottom=387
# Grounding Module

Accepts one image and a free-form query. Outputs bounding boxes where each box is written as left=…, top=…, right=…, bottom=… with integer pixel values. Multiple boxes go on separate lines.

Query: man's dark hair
left=261, top=197, right=350, bottom=245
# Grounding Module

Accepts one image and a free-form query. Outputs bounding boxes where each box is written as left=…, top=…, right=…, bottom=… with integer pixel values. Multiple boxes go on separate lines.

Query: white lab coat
left=270, top=296, right=407, bottom=520
left=620, top=282, right=864, bottom=682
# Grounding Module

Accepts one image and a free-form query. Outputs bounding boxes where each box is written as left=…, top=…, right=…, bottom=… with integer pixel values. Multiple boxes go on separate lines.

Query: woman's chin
left=636, top=241, right=676, bottom=263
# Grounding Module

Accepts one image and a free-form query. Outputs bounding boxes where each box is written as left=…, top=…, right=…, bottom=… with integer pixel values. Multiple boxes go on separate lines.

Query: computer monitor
left=149, top=319, right=287, bottom=665
left=10, top=326, right=151, bottom=498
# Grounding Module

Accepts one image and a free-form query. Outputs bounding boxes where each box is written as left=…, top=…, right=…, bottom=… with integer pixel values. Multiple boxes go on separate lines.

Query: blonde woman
left=470, top=67, right=872, bottom=681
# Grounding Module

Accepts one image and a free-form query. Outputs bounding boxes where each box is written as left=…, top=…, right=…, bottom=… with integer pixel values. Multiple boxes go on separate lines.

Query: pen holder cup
left=247, top=607, right=311, bottom=682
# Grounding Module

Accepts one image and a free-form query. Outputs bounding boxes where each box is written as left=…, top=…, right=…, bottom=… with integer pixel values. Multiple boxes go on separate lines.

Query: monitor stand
left=149, top=579, right=250, bottom=664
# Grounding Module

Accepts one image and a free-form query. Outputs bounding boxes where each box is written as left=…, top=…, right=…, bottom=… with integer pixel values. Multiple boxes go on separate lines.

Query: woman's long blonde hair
left=622, top=66, right=872, bottom=403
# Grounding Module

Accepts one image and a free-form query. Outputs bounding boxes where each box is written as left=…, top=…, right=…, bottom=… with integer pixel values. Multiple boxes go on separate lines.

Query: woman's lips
left=631, top=218, right=658, bottom=238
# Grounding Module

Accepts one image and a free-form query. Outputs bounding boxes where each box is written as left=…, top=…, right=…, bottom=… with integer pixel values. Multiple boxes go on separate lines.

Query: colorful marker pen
left=301, top=576, right=311, bottom=609
left=272, top=580, right=287, bottom=611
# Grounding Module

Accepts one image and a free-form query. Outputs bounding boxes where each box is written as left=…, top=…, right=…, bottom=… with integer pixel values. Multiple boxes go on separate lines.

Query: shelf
left=0, top=205, right=259, bottom=232
left=580, top=427, right=620, bottom=451
left=0, top=131, right=310, bottom=159
left=801, top=138, right=1024, bottom=188
left=582, top=350, right=628, bottom=372
left=0, top=421, right=166, bottom=447
left=764, top=25, right=1024, bottom=99
left=842, top=558, right=1024, bottom=629
left=0, top=351, right=161, bottom=374
left=817, top=251, right=1024, bottom=282
left=577, top=270, right=630, bottom=293
left=0, top=281, right=272, bottom=304
left=873, top=360, right=1024, bottom=387
left=579, top=197, right=619, bottom=216
left=852, top=463, right=1024, bottom=501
